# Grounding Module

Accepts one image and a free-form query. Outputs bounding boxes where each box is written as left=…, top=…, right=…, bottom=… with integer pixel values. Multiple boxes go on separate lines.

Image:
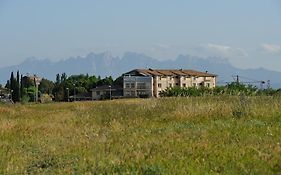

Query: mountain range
left=1, top=52, right=281, bottom=88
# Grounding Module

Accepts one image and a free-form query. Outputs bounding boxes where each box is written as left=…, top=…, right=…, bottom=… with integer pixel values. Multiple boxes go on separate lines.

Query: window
left=193, top=77, right=196, bottom=81
left=125, top=83, right=130, bottom=88
left=183, top=83, right=186, bottom=87
left=206, top=83, right=210, bottom=88
left=137, top=83, right=146, bottom=89
left=137, top=90, right=148, bottom=95
left=169, top=83, right=172, bottom=87
left=183, top=77, right=186, bottom=80
left=170, top=77, right=173, bottom=80
left=125, top=91, right=131, bottom=96
left=96, top=91, right=100, bottom=95
left=175, top=83, right=179, bottom=86
left=159, top=76, right=162, bottom=80
left=193, top=83, right=197, bottom=87
left=131, top=83, right=135, bottom=88
left=158, top=83, right=162, bottom=88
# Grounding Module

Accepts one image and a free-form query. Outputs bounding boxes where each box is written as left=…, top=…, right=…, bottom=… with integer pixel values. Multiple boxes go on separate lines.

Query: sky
left=0, top=0, right=281, bottom=71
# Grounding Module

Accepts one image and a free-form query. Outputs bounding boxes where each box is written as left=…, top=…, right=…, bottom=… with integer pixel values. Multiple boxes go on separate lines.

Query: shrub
left=160, top=83, right=279, bottom=97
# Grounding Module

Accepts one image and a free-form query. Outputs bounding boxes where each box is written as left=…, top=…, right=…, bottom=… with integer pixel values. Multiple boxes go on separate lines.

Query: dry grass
left=0, top=96, right=280, bottom=174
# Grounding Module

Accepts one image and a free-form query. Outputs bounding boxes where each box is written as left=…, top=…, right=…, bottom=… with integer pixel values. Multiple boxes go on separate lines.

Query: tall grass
left=0, top=96, right=280, bottom=174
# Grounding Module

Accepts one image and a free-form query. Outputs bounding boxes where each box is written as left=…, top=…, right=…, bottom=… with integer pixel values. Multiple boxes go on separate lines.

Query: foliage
left=0, top=97, right=280, bottom=174
left=5, top=71, right=121, bottom=102
left=113, top=76, right=123, bottom=86
left=21, top=95, right=30, bottom=104
left=25, top=87, right=36, bottom=102
left=160, top=82, right=280, bottom=97
left=40, top=94, right=53, bottom=103
left=52, top=73, right=115, bottom=102
left=6, top=71, right=20, bottom=102
left=39, top=79, right=54, bottom=95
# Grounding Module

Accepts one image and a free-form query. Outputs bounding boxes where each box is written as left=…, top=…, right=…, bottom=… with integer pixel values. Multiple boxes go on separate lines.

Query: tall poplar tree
left=15, top=71, right=20, bottom=102
left=20, top=74, right=24, bottom=98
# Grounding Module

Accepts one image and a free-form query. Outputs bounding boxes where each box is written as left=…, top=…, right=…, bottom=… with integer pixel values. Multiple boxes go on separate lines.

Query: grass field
left=0, top=96, right=280, bottom=174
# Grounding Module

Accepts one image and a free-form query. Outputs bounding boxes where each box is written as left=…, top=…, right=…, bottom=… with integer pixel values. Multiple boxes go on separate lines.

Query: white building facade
left=123, top=69, right=217, bottom=98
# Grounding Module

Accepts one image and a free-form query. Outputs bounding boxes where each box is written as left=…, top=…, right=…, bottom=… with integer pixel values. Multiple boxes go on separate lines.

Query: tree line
left=5, top=71, right=123, bottom=103
left=5, top=71, right=281, bottom=103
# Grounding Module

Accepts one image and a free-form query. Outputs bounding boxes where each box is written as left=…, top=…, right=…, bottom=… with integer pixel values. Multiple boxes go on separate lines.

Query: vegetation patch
left=0, top=97, right=280, bottom=174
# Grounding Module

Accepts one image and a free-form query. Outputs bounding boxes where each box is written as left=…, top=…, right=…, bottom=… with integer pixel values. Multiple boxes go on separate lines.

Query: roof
left=125, top=69, right=217, bottom=77
left=69, top=92, right=92, bottom=98
left=91, top=85, right=122, bottom=91
left=23, top=74, right=42, bottom=84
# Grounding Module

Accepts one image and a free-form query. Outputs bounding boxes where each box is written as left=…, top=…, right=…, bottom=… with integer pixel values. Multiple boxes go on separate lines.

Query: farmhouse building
left=123, top=69, right=217, bottom=98
left=22, top=74, right=42, bottom=102
left=0, top=87, right=11, bottom=102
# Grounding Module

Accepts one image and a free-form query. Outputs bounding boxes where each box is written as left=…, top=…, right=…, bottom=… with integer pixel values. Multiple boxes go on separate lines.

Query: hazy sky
left=0, top=0, right=281, bottom=71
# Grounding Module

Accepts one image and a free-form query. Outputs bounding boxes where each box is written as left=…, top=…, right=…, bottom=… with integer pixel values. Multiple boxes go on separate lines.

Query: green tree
left=5, top=80, right=10, bottom=89
left=56, top=74, right=61, bottom=84
left=10, top=72, right=14, bottom=90
left=9, top=72, right=19, bottom=102
left=113, top=76, right=123, bottom=86
left=15, top=71, right=20, bottom=102
left=20, top=75, right=24, bottom=98
left=96, top=76, right=113, bottom=86
left=61, top=73, right=67, bottom=82
left=39, top=78, right=54, bottom=94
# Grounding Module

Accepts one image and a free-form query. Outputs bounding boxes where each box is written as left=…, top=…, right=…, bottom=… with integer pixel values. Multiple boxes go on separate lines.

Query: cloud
left=197, top=43, right=248, bottom=57
left=260, top=43, right=281, bottom=55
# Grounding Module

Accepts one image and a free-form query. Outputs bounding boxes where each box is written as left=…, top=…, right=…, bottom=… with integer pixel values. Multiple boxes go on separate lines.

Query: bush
left=40, top=94, right=53, bottom=103
left=160, top=83, right=280, bottom=97
left=21, top=95, right=30, bottom=103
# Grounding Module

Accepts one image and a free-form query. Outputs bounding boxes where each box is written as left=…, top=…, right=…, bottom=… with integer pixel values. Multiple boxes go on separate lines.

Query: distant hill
left=1, top=52, right=281, bottom=88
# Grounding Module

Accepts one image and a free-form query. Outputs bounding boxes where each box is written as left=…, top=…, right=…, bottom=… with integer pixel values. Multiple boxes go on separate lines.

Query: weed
left=0, top=97, right=280, bottom=174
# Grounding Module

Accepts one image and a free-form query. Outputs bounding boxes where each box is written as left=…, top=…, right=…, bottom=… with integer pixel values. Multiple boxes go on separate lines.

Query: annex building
left=123, top=69, right=217, bottom=98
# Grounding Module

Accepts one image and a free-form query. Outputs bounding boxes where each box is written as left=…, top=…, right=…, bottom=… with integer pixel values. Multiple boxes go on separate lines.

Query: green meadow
left=0, top=96, right=280, bottom=174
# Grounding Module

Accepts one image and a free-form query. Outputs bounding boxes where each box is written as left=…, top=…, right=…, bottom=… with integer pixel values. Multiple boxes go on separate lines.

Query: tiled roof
left=24, top=75, right=42, bottom=82
left=126, top=69, right=217, bottom=77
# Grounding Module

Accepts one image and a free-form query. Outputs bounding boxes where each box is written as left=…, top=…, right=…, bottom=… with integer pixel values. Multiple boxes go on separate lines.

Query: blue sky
left=0, top=0, right=281, bottom=71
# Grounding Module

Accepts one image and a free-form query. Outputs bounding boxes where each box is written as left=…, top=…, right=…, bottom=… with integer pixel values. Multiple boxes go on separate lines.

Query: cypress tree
left=5, top=80, right=10, bottom=89
left=20, top=74, right=24, bottom=98
left=10, top=72, right=16, bottom=102
left=16, top=71, right=20, bottom=102
left=56, top=74, right=61, bottom=84
left=10, top=72, right=14, bottom=90
left=8, top=71, right=19, bottom=102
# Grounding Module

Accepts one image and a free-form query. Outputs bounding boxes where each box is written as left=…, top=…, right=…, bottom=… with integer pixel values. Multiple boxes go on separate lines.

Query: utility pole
left=236, top=75, right=239, bottom=84
left=73, top=83, right=76, bottom=102
left=109, top=85, right=112, bottom=100
left=35, top=81, right=39, bottom=102
left=33, top=78, right=36, bottom=102
left=33, top=76, right=42, bottom=103
left=267, top=80, right=271, bottom=89
left=66, top=88, right=69, bottom=102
